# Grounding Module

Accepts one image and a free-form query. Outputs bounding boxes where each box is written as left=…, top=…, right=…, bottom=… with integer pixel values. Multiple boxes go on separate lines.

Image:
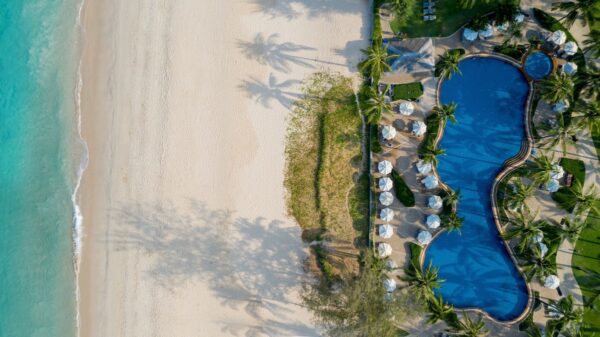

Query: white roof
left=478, top=24, right=494, bottom=39
left=383, top=278, right=397, bottom=292
left=416, top=160, right=432, bottom=174
left=378, top=224, right=394, bottom=239
left=550, top=30, right=567, bottom=45
left=550, top=164, right=564, bottom=180
left=422, top=175, right=439, bottom=189
left=563, top=62, right=578, bottom=75
left=399, top=101, right=415, bottom=115
left=463, top=28, right=478, bottom=41
left=514, top=13, right=525, bottom=23
left=379, top=208, right=395, bottom=222
left=428, top=195, right=443, bottom=209
left=377, top=243, right=392, bottom=257
left=544, top=274, right=560, bottom=289
left=417, top=230, right=433, bottom=245
left=426, top=214, right=441, bottom=229
left=546, top=179, right=560, bottom=192
left=382, top=125, right=397, bottom=140
left=564, top=41, right=578, bottom=56
left=552, top=100, right=569, bottom=113
left=412, top=120, right=427, bottom=136
left=378, top=160, right=393, bottom=175
left=379, top=192, right=394, bottom=206
left=379, top=177, right=394, bottom=191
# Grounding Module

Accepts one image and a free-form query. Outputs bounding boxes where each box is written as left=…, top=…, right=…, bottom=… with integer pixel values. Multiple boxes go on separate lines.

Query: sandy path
left=78, top=0, right=368, bottom=336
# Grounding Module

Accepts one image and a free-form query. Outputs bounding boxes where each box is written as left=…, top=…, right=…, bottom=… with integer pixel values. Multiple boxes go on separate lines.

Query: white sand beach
left=78, top=0, right=368, bottom=336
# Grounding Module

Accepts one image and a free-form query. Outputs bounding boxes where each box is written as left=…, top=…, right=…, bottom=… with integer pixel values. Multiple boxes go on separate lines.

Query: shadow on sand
left=238, top=73, right=302, bottom=108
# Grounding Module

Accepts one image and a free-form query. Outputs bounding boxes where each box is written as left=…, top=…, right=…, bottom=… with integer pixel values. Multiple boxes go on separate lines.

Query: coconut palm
left=403, top=262, right=443, bottom=300
left=444, top=188, right=461, bottom=206
left=433, top=103, right=458, bottom=124
left=437, top=50, right=462, bottom=79
left=567, top=181, right=600, bottom=215
left=502, top=210, right=547, bottom=253
left=527, top=154, right=555, bottom=184
left=576, top=63, right=600, bottom=99
left=442, top=212, right=464, bottom=233
left=426, top=295, right=454, bottom=324
left=359, top=42, right=394, bottom=83
left=505, top=179, right=535, bottom=211
left=504, top=23, right=524, bottom=46
left=541, top=113, right=578, bottom=155
left=583, top=30, right=600, bottom=58
left=539, top=73, right=574, bottom=104
left=363, top=86, right=392, bottom=124
left=572, top=100, right=600, bottom=130
left=558, top=216, right=586, bottom=244
left=447, top=314, right=489, bottom=337
left=495, top=2, right=520, bottom=24
left=421, top=144, right=446, bottom=166
left=521, top=242, right=558, bottom=281
left=467, top=16, right=489, bottom=31
left=546, top=295, right=584, bottom=337
left=551, top=0, right=600, bottom=27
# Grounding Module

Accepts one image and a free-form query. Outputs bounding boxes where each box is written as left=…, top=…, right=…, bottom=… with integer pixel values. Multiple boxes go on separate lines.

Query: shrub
left=408, top=242, right=423, bottom=267
left=392, top=82, right=424, bottom=101
left=391, top=169, right=416, bottom=207
left=370, top=124, right=382, bottom=153
left=418, top=114, right=442, bottom=154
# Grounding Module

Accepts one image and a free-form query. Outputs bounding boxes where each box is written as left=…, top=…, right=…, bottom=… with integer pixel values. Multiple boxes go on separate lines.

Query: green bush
left=392, top=82, right=424, bottom=101
left=418, top=114, right=442, bottom=154
left=408, top=242, right=423, bottom=267
left=391, top=169, right=416, bottom=207
left=560, top=157, right=585, bottom=183
left=370, top=124, right=382, bottom=153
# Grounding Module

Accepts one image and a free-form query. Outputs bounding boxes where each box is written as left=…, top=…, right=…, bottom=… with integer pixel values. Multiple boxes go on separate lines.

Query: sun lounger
left=423, top=15, right=436, bottom=21
left=423, top=8, right=436, bottom=15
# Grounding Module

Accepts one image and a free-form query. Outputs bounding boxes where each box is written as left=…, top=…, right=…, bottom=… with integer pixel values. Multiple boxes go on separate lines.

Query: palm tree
left=426, top=295, right=454, bottom=324
left=495, top=2, right=520, bottom=24
left=502, top=210, right=547, bottom=253
left=527, top=154, right=555, bottom=184
left=505, top=179, right=535, bottom=211
left=546, top=295, right=584, bottom=336
left=442, top=212, right=464, bottom=233
left=522, top=243, right=558, bottom=281
left=433, top=103, right=458, bottom=124
left=539, top=73, right=574, bottom=104
left=583, top=30, right=600, bottom=59
left=437, top=50, right=462, bottom=79
left=576, top=63, right=600, bottom=99
left=572, top=100, right=600, bottom=130
left=558, top=216, right=586, bottom=244
left=359, top=42, right=394, bottom=83
left=363, top=86, right=392, bottom=124
left=403, top=262, right=444, bottom=300
left=504, top=23, right=524, bottom=46
left=447, top=314, right=489, bottom=337
left=567, top=181, right=600, bottom=215
left=551, top=0, right=600, bottom=27
left=541, top=113, right=578, bottom=155
left=444, top=188, right=461, bottom=207
left=421, top=144, right=446, bottom=166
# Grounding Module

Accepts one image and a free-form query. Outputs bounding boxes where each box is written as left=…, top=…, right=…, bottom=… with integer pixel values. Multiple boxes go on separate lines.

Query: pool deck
left=375, top=7, right=595, bottom=336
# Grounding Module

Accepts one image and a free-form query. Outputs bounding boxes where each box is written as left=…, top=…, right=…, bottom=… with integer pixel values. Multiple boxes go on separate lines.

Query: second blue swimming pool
left=424, top=57, right=530, bottom=321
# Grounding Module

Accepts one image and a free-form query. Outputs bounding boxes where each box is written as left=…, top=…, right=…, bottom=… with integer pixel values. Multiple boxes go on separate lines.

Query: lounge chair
left=424, top=8, right=436, bottom=15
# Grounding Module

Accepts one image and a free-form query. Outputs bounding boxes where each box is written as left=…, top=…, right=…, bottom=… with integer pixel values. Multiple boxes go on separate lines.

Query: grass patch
left=390, top=0, right=497, bottom=37
left=391, top=169, right=416, bottom=207
left=392, top=82, right=424, bottom=101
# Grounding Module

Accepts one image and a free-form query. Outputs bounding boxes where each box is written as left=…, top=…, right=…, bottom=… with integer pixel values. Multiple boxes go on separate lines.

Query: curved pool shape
left=524, top=51, right=552, bottom=80
left=424, top=57, right=530, bottom=321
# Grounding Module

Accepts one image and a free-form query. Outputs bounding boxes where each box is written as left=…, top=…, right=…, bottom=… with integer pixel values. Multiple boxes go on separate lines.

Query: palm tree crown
left=576, top=63, right=600, bottom=99
left=447, top=314, right=489, bottom=337
left=539, top=72, right=574, bottom=104
left=522, top=242, right=558, bottom=281
left=442, top=212, right=464, bottom=233
left=568, top=181, right=600, bottom=215
left=437, top=50, right=462, bottom=79
left=505, top=179, right=535, bottom=211
left=363, top=86, right=392, bottom=124
left=558, top=216, right=586, bottom=244
left=421, top=144, right=446, bottom=165
left=502, top=210, right=548, bottom=253
left=359, top=43, right=394, bottom=83
left=541, top=113, right=578, bottom=155
left=527, top=154, right=555, bottom=184
left=403, top=262, right=444, bottom=300
left=552, top=0, right=600, bottom=27
left=583, top=30, right=600, bottom=59
left=433, top=103, right=458, bottom=124
left=573, top=100, right=600, bottom=130
left=546, top=295, right=584, bottom=336
left=426, top=295, right=454, bottom=325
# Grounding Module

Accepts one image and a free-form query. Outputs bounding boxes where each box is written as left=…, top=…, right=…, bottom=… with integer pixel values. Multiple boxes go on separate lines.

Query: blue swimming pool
left=524, top=51, right=552, bottom=80
left=424, top=57, right=530, bottom=321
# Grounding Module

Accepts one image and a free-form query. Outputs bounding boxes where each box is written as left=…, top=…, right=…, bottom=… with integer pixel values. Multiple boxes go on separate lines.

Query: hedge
left=408, top=242, right=423, bottom=268
left=391, top=169, right=416, bottom=207
left=392, top=82, right=424, bottom=101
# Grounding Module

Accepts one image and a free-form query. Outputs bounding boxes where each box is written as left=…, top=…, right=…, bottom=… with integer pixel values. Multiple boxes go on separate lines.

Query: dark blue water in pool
left=424, top=57, right=530, bottom=321
left=524, top=52, right=552, bottom=80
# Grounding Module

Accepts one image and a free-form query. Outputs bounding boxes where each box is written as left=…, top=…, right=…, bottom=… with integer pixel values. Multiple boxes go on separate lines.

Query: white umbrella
left=550, top=30, right=567, bottom=46
left=416, top=160, right=432, bottom=175
left=550, top=164, right=564, bottom=180
left=426, top=214, right=441, bottom=229
left=399, top=101, right=415, bottom=116
left=463, top=28, right=478, bottom=41
left=377, top=243, right=392, bottom=257
left=382, top=125, right=397, bottom=140
left=533, top=232, right=544, bottom=244
left=412, top=120, right=427, bottom=136
left=380, top=208, right=395, bottom=222
left=385, top=259, right=398, bottom=270
left=564, top=41, right=578, bottom=56
left=378, top=224, right=394, bottom=239
left=379, top=177, right=393, bottom=191
left=422, top=175, right=439, bottom=189
left=546, top=179, right=560, bottom=192
left=539, top=242, right=549, bottom=257
left=380, top=192, right=394, bottom=206
left=563, top=62, right=578, bottom=75
left=514, top=13, right=525, bottom=23
left=417, top=230, right=433, bottom=245
left=497, top=21, right=510, bottom=32
left=552, top=100, right=569, bottom=113
left=378, top=160, right=393, bottom=175
left=544, top=274, right=560, bottom=289
left=383, top=278, right=397, bottom=292
left=478, top=24, right=494, bottom=39
left=428, top=195, right=443, bottom=209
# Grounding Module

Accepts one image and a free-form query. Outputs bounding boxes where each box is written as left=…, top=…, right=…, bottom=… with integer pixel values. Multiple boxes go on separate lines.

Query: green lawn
left=392, top=82, right=424, bottom=101
left=390, top=0, right=497, bottom=37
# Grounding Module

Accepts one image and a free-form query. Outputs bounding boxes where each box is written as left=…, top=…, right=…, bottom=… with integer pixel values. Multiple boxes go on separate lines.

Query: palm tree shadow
left=108, top=199, right=318, bottom=336
left=238, top=73, right=302, bottom=109
left=237, top=33, right=316, bottom=73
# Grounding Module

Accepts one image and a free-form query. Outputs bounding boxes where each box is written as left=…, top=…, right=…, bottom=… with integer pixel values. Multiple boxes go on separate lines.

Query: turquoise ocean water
left=0, top=1, right=82, bottom=336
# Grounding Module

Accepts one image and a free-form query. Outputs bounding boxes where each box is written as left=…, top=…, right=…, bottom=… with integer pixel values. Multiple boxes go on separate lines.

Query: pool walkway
left=375, top=6, right=596, bottom=336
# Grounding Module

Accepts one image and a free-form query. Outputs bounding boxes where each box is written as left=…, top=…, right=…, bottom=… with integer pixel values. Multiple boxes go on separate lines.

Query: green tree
left=566, top=181, right=600, bottom=215
left=447, top=314, right=489, bottom=337
left=583, top=30, right=600, bottom=59
left=363, top=86, right=392, bottom=124
left=539, top=73, right=574, bottom=104
left=576, top=63, right=600, bottom=99
left=546, top=295, right=584, bottom=337
left=421, top=144, right=446, bottom=166
left=403, top=262, right=444, bottom=300
left=521, top=242, right=558, bottom=281
left=426, top=295, right=454, bottom=324
left=505, top=179, right=535, bottom=211
left=541, top=113, right=578, bottom=155
left=495, top=2, right=520, bottom=24
left=444, top=188, right=461, bottom=206
left=359, top=43, right=394, bottom=83
left=527, top=154, right=555, bottom=184
left=551, top=0, right=600, bottom=27
left=433, top=103, right=458, bottom=124
left=502, top=210, right=547, bottom=253
left=442, top=212, right=464, bottom=233
left=572, top=100, right=600, bottom=130
left=558, top=216, right=586, bottom=244
left=437, top=50, right=462, bottom=79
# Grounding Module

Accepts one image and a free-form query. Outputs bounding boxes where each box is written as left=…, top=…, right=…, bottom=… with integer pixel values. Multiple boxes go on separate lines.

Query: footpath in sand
left=78, top=0, right=369, bottom=336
